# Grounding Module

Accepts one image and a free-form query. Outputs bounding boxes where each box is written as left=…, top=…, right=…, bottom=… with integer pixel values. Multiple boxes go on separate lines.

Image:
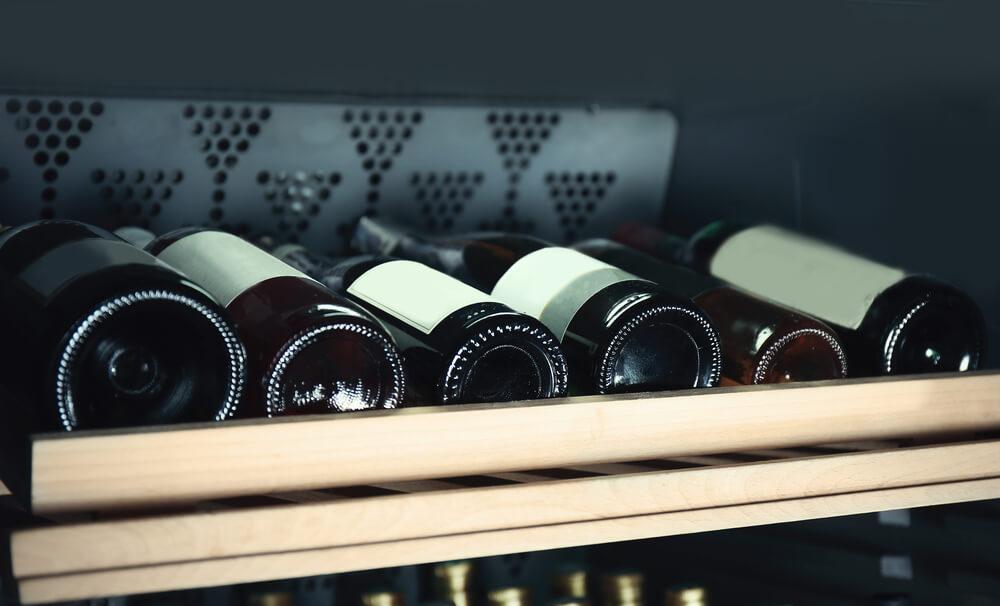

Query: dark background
left=1, top=0, right=997, bottom=364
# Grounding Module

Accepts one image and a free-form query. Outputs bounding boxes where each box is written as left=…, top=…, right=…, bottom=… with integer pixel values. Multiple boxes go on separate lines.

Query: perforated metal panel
left=0, top=94, right=676, bottom=251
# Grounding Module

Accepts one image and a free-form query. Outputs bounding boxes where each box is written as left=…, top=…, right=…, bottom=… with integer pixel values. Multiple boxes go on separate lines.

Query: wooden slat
left=12, top=439, right=1000, bottom=579
left=26, top=372, right=1000, bottom=513
left=17, top=477, right=1000, bottom=604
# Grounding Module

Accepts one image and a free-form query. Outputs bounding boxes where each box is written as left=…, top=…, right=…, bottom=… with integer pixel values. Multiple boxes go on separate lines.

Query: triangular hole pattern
left=4, top=97, right=104, bottom=219
left=409, top=170, right=485, bottom=233
left=545, top=170, right=617, bottom=243
left=181, top=103, right=271, bottom=226
left=255, top=169, right=344, bottom=243
left=90, top=168, right=184, bottom=230
left=479, top=109, right=561, bottom=233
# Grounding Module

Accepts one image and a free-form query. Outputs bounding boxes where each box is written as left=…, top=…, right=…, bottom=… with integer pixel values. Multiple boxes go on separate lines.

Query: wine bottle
left=602, top=573, right=642, bottom=606
left=140, top=228, right=406, bottom=416
left=244, top=584, right=294, bottom=606
left=272, top=245, right=569, bottom=404
left=353, top=218, right=722, bottom=394
left=363, top=592, right=405, bottom=606
left=431, top=561, right=474, bottom=606
left=0, top=220, right=246, bottom=432
left=615, top=222, right=987, bottom=377
left=663, top=586, right=706, bottom=606
left=573, top=239, right=848, bottom=385
left=552, top=565, right=588, bottom=600
left=488, top=588, right=530, bottom=606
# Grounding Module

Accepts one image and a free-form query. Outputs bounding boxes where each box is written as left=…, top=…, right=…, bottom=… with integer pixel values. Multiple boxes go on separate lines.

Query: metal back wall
left=0, top=1, right=996, bottom=361
left=0, top=95, right=676, bottom=252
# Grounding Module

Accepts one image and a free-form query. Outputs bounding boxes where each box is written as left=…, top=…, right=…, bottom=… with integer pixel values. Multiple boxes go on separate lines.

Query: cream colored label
left=157, top=231, right=313, bottom=306
left=710, top=225, right=906, bottom=330
left=347, top=260, right=496, bottom=334
left=491, top=247, right=639, bottom=340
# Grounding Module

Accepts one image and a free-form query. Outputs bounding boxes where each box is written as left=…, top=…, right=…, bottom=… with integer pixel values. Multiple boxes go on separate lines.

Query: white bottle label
left=157, top=231, right=314, bottom=307
left=492, top=247, right=639, bottom=340
left=710, top=225, right=907, bottom=330
left=347, top=260, right=497, bottom=334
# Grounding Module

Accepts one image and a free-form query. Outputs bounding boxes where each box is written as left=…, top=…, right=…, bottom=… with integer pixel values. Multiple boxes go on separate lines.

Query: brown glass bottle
left=362, top=592, right=405, bottom=606
left=552, top=565, right=588, bottom=601
left=574, top=239, right=847, bottom=385
left=488, top=588, right=531, bottom=606
left=663, top=586, right=707, bottom=606
left=602, top=573, right=642, bottom=606
left=431, top=561, right=474, bottom=606
left=616, top=222, right=987, bottom=377
left=0, top=221, right=246, bottom=431
left=142, top=228, right=406, bottom=417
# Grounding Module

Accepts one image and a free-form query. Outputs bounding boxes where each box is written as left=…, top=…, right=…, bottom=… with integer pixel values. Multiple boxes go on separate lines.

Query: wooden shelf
left=18, top=372, right=1000, bottom=514
left=9, top=438, right=1000, bottom=603
left=4, top=372, right=1000, bottom=603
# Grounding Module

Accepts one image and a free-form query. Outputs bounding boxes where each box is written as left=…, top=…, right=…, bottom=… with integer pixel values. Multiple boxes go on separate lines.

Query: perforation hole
left=546, top=170, right=616, bottom=242
left=486, top=108, right=561, bottom=230
left=257, top=169, right=343, bottom=235
left=409, top=171, right=483, bottom=232
left=182, top=103, right=270, bottom=219
left=95, top=167, right=183, bottom=223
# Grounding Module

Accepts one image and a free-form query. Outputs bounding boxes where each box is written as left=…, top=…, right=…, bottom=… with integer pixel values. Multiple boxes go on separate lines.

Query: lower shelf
left=9, top=437, right=1000, bottom=604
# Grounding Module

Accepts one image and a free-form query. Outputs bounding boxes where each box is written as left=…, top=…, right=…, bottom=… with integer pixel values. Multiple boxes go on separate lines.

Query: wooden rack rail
left=18, top=372, right=1000, bottom=514
left=3, top=372, right=1000, bottom=603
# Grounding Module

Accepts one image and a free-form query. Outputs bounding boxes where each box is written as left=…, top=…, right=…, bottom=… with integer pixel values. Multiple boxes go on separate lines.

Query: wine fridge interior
left=3, top=1, right=1000, bottom=605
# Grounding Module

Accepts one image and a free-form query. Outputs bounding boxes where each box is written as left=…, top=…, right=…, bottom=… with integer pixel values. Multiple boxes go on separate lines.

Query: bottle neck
left=353, top=218, right=548, bottom=291
left=353, top=216, right=465, bottom=274
left=612, top=222, right=689, bottom=262
left=612, top=221, right=743, bottom=275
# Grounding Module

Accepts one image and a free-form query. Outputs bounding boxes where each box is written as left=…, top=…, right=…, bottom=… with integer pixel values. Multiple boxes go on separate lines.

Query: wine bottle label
left=156, top=231, right=314, bottom=306
left=19, top=238, right=163, bottom=298
left=347, top=260, right=496, bottom=334
left=710, top=225, right=907, bottom=330
left=492, top=247, right=639, bottom=340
